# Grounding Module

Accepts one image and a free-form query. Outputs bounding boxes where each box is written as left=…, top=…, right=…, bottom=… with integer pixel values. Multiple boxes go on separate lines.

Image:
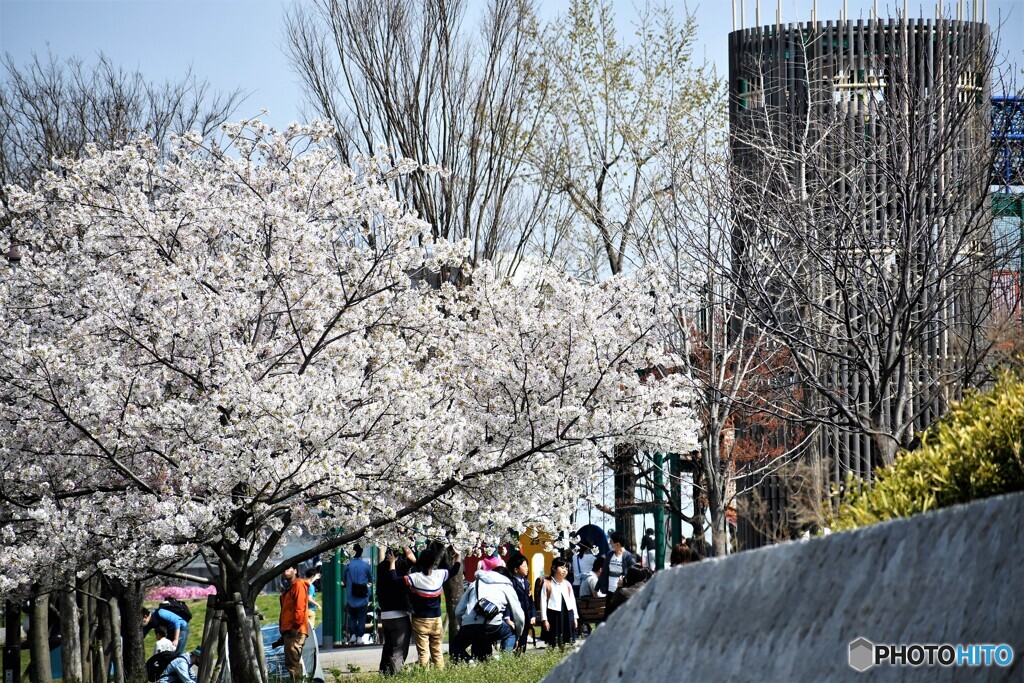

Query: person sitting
left=155, top=647, right=201, bottom=683
left=153, top=625, right=175, bottom=655
left=605, top=565, right=651, bottom=618
left=580, top=556, right=605, bottom=598
left=450, top=566, right=524, bottom=663
left=670, top=543, right=699, bottom=567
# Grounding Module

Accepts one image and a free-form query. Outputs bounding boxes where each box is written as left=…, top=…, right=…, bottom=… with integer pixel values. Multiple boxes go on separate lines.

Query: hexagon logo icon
left=849, top=637, right=875, bottom=672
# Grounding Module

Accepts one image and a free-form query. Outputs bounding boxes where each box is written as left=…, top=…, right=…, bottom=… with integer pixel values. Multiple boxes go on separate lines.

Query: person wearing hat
left=155, top=647, right=201, bottom=683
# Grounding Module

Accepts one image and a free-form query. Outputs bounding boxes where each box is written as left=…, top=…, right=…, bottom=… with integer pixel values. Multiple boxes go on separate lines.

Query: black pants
left=378, top=616, right=411, bottom=676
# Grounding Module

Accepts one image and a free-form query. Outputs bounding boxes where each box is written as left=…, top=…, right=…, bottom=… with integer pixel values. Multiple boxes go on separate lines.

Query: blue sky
left=1, top=0, right=1021, bottom=132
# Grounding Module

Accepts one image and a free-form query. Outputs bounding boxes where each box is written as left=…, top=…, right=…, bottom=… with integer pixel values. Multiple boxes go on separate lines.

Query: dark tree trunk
left=27, top=593, right=51, bottom=683
left=111, top=579, right=145, bottom=683
left=223, top=561, right=262, bottom=683
left=58, top=588, right=83, bottom=683
left=3, top=600, right=22, bottom=683
left=613, top=444, right=637, bottom=551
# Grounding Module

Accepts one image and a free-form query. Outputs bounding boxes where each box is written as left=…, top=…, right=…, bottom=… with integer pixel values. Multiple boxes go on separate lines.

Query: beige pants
left=411, top=616, right=444, bottom=669
left=283, top=632, right=306, bottom=681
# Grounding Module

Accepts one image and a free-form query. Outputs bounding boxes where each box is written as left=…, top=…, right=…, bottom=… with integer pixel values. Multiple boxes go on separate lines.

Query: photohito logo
left=848, top=638, right=1014, bottom=671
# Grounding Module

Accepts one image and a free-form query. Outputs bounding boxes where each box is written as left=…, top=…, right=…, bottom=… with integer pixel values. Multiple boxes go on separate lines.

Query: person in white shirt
left=539, top=557, right=578, bottom=647
left=153, top=626, right=175, bottom=655
left=580, top=556, right=606, bottom=598
left=571, top=543, right=596, bottom=597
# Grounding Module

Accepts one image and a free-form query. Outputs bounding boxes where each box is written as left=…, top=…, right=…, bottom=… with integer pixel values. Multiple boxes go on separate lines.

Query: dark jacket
left=510, top=573, right=537, bottom=622
left=606, top=583, right=643, bottom=618
left=597, top=550, right=636, bottom=595
left=377, top=559, right=411, bottom=616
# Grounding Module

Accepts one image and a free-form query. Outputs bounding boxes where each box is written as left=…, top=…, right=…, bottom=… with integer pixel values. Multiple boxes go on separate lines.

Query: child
left=153, top=625, right=175, bottom=655
left=389, top=546, right=462, bottom=671
left=539, top=557, right=577, bottom=648
left=505, top=552, right=537, bottom=653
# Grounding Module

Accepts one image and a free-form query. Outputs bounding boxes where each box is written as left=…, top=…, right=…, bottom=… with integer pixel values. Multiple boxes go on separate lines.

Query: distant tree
left=0, top=51, right=244, bottom=220
left=285, top=0, right=560, bottom=274
left=526, top=0, right=719, bottom=278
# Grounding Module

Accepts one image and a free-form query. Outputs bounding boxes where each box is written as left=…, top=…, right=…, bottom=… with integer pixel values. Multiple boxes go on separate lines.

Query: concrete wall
left=545, top=492, right=1024, bottom=682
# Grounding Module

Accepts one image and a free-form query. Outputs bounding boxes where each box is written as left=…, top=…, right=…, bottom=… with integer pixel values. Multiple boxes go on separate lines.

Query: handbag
left=472, top=578, right=501, bottom=619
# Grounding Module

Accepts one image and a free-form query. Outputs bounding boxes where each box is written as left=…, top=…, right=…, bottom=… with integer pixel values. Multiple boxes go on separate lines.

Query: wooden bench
left=576, top=596, right=606, bottom=629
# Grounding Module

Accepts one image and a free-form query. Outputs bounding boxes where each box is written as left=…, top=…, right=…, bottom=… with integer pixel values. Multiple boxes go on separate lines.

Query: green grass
left=141, top=595, right=282, bottom=655
left=340, top=648, right=572, bottom=683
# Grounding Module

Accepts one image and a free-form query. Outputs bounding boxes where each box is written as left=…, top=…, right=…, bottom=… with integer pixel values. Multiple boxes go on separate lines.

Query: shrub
left=146, top=585, right=218, bottom=601
left=831, top=370, right=1024, bottom=530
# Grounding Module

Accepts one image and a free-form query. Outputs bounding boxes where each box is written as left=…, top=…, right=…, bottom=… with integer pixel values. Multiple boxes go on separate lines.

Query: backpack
left=145, top=652, right=182, bottom=682
left=158, top=598, right=193, bottom=623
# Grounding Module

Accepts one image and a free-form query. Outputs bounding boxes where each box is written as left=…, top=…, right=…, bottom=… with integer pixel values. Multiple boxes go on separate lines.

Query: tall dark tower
left=727, top=15, right=993, bottom=548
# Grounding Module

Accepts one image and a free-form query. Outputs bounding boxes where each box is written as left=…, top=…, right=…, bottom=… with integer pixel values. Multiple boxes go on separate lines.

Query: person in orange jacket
left=279, top=565, right=310, bottom=681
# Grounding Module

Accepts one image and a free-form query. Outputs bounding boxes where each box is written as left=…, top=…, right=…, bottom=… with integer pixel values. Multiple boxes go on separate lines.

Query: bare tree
left=0, top=51, right=244, bottom=218
left=526, top=0, right=718, bottom=279
left=285, top=0, right=559, bottom=275
left=727, top=18, right=1011, bottom=481
left=633, top=109, right=811, bottom=556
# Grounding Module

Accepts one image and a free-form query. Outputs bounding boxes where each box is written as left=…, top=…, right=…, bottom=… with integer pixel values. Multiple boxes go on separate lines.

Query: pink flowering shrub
left=146, top=585, right=218, bottom=601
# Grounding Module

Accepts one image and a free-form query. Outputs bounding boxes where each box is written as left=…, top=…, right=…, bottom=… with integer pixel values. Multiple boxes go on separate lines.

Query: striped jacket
left=393, top=565, right=458, bottom=618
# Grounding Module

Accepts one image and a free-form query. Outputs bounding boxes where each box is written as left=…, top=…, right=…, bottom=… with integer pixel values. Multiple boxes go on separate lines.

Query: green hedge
left=831, top=371, right=1024, bottom=530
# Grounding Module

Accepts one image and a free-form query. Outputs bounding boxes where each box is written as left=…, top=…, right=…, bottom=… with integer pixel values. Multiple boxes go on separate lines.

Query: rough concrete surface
left=544, top=492, right=1024, bottom=682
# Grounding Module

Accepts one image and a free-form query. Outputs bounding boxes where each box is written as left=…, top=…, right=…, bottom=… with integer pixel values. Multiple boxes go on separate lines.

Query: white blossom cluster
left=0, top=121, right=697, bottom=598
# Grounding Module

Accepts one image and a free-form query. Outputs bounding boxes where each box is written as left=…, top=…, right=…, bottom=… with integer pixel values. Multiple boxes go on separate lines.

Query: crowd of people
left=142, top=530, right=708, bottom=682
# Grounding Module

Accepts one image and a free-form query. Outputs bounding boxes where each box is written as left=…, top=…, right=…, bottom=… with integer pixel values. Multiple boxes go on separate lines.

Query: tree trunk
left=58, top=589, right=83, bottom=683
left=874, top=432, right=899, bottom=469
left=78, top=579, right=94, bottom=683
left=27, top=593, right=52, bottom=683
left=111, top=580, right=145, bottom=683
left=222, top=566, right=262, bottom=683
left=95, top=590, right=111, bottom=683
left=108, top=597, right=124, bottom=683
left=442, top=579, right=463, bottom=643
left=613, top=444, right=637, bottom=550
left=3, top=600, right=22, bottom=683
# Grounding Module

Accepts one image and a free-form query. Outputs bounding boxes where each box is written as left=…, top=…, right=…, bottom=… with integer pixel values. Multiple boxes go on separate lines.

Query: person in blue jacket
left=143, top=606, right=190, bottom=655
left=505, top=552, right=537, bottom=653
left=342, top=544, right=374, bottom=644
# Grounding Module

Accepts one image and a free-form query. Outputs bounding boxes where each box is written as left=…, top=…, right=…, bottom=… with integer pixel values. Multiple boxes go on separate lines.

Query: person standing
left=342, top=544, right=373, bottom=644
left=639, top=528, right=656, bottom=569
left=598, top=531, right=636, bottom=597
left=377, top=547, right=415, bottom=675
left=279, top=565, right=310, bottom=682
left=393, top=547, right=461, bottom=671
left=505, top=552, right=537, bottom=653
left=539, top=558, right=578, bottom=648
left=305, top=566, right=322, bottom=637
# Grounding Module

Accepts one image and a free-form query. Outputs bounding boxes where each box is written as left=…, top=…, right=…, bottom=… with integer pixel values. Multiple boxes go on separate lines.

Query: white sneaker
left=348, top=634, right=357, bottom=644
left=361, top=634, right=371, bottom=644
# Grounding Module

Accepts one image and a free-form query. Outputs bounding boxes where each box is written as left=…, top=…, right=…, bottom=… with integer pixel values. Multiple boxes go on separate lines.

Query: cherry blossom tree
left=0, top=121, right=695, bottom=683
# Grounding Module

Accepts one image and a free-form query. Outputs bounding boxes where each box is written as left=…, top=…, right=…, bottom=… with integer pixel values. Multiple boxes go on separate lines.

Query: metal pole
left=654, top=452, right=666, bottom=570
left=670, top=453, right=683, bottom=547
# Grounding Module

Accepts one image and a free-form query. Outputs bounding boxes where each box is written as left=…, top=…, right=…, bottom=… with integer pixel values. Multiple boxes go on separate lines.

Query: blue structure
left=992, top=96, right=1024, bottom=189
